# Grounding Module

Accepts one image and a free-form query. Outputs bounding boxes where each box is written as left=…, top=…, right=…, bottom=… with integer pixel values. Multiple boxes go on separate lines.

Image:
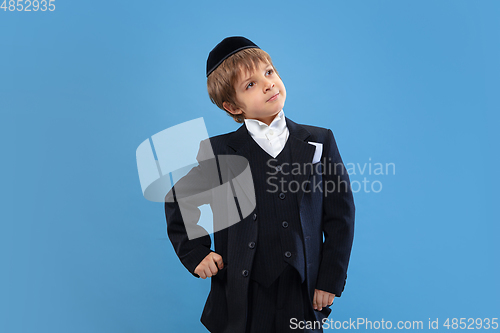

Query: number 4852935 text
left=1, top=0, right=55, bottom=11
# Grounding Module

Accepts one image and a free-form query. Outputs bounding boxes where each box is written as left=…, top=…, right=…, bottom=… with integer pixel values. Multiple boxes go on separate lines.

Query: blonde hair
left=207, top=48, right=277, bottom=123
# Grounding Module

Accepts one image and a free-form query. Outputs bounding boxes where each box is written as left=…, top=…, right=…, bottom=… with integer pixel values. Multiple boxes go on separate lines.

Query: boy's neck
left=246, top=111, right=281, bottom=126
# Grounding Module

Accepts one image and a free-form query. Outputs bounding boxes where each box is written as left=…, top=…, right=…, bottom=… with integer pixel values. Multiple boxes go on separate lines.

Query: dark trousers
left=246, top=265, right=320, bottom=333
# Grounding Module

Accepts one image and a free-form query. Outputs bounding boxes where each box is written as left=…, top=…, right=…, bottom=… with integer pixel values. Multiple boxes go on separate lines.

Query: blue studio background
left=1, top=1, right=499, bottom=332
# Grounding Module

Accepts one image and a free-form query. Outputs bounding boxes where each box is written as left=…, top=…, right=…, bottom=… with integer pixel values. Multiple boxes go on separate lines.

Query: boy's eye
left=266, top=69, right=273, bottom=75
left=246, top=82, right=254, bottom=89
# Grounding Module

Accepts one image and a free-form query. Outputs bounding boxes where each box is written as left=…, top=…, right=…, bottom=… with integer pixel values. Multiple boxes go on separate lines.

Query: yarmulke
left=206, top=36, right=260, bottom=77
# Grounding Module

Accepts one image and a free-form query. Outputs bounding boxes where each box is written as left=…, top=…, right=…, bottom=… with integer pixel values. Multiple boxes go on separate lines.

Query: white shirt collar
left=244, top=109, right=287, bottom=140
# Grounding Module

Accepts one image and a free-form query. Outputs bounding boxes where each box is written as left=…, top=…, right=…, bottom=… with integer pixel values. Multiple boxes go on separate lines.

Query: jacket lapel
left=285, top=118, right=316, bottom=205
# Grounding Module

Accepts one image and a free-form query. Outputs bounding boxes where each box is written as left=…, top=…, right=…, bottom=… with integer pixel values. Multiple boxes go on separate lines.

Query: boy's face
left=224, top=61, right=286, bottom=125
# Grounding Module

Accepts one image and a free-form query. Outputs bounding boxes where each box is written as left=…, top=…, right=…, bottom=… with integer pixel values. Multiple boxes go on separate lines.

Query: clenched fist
left=313, top=289, right=335, bottom=311
left=194, top=252, right=224, bottom=279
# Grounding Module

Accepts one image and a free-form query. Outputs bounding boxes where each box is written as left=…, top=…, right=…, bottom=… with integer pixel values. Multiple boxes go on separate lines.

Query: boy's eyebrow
left=240, top=74, right=252, bottom=82
left=239, top=73, right=254, bottom=87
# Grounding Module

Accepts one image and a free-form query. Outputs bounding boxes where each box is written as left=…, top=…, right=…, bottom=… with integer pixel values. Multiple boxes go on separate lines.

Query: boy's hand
left=313, top=289, right=335, bottom=311
left=194, top=252, right=224, bottom=279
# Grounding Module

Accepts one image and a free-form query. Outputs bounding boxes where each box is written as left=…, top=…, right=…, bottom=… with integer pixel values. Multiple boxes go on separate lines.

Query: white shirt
left=244, top=109, right=289, bottom=158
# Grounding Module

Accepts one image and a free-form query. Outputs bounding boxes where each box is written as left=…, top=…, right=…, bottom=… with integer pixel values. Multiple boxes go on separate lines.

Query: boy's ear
left=223, top=102, right=243, bottom=115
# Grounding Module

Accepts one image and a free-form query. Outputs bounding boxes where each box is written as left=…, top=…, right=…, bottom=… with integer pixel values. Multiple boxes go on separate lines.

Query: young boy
left=165, top=36, right=355, bottom=333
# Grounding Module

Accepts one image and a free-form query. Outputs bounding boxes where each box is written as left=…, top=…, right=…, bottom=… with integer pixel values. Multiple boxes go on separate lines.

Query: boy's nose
left=264, top=80, right=275, bottom=91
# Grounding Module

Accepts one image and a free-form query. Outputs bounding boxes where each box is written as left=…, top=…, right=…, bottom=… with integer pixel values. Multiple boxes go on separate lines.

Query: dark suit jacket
left=165, top=117, right=355, bottom=333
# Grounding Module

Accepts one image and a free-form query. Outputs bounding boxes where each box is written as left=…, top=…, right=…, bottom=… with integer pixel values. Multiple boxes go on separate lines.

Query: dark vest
left=247, top=136, right=306, bottom=287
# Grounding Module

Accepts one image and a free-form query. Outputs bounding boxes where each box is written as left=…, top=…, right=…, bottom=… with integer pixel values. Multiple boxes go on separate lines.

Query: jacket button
left=282, top=221, right=289, bottom=228
left=284, top=251, right=292, bottom=258
left=252, top=213, right=257, bottom=221
left=276, top=165, right=282, bottom=172
left=242, top=270, right=249, bottom=277
left=279, top=193, right=286, bottom=200
left=248, top=242, right=255, bottom=249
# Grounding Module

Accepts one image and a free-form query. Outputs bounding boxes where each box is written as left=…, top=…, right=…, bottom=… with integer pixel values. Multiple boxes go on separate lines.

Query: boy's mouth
left=267, top=92, right=279, bottom=102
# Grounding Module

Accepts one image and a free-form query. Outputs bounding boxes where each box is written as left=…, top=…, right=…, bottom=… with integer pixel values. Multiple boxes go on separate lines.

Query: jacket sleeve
left=315, top=129, right=355, bottom=296
left=164, top=139, right=215, bottom=277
